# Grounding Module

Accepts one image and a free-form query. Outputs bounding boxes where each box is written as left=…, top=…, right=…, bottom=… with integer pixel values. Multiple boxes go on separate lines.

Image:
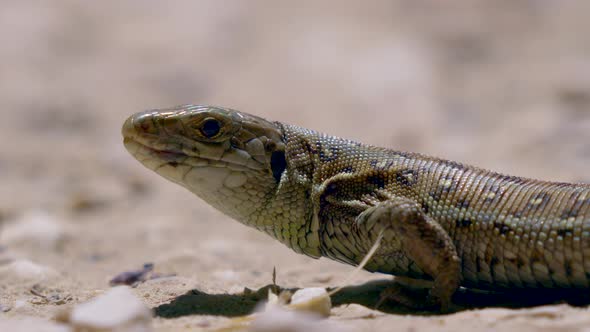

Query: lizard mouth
left=123, top=137, right=266, bottom=173
left=142, top=142, right=186, bottom=162
left=123, top=137, right=187, bottom=162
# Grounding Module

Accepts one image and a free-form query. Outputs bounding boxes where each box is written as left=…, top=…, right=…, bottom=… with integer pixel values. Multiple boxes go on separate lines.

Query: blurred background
left=1, top=0, right=589, bottom=329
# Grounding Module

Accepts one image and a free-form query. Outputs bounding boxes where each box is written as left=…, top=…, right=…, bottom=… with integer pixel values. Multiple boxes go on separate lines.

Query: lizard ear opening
left=270, top=150, right=287, bottom=183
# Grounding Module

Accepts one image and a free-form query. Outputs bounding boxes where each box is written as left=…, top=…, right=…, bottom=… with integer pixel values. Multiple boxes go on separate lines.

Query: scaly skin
left=122, top=105, right=590, bottom=309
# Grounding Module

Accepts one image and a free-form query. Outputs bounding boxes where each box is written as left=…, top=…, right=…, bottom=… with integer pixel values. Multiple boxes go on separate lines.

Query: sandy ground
left=1, top=1, right=590, bottom=331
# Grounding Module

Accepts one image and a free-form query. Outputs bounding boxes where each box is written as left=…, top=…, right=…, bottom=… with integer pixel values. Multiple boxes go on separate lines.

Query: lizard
left=122, top=104, right=590, bottom=311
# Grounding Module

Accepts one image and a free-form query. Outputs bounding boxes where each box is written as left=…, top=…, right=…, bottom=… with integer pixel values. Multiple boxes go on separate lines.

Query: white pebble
left=0, top=317, right=70, bottom=332
left=252, top=305, right=348, bottom=332
left=0, top=259, right=58, bottom=282
left=0, top=211, right=68, bottom=251
left=68, top=286, right=152, bottom=332
left=290, top=287, right=332, bottom=317
left=212, top=269, right=239, bottom=282
left=14, top=299, right=28, bottom=310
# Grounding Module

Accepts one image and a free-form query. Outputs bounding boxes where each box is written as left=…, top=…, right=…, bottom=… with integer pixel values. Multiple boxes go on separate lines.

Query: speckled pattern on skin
left=122, top=105, right=590, bottom=310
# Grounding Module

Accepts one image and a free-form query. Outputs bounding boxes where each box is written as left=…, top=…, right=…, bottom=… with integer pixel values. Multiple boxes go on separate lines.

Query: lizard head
left=122, top=105, right=288, bottom=223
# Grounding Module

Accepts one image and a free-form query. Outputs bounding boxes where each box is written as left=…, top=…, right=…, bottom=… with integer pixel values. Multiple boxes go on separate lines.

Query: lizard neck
left=237, top=122, right=325, bottom=258
left=269, top=123, right=370, bottom=258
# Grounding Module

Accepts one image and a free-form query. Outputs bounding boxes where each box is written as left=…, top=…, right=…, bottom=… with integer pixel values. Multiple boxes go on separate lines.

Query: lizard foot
left=355, top=198, right=461, bottom=313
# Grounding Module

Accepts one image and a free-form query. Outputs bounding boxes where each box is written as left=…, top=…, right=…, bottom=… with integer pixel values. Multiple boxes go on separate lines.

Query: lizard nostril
left=122, top=110, right=160, bottom=138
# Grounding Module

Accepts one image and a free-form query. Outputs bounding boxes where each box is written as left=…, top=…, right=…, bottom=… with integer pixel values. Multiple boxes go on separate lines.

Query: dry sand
left=1, top=1, right=590, bottom=331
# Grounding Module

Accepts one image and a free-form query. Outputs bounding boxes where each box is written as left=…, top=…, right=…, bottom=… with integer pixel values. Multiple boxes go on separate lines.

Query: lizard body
left=122, top=105, right=590, bottom=309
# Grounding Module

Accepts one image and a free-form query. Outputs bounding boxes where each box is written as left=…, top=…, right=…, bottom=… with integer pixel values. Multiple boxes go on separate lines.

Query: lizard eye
left=200, top=118, right=221, bottom=138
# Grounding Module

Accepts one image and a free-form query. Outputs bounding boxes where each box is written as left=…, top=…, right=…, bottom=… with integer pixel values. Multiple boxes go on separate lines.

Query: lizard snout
left=122, top=110, right=162, bottom=139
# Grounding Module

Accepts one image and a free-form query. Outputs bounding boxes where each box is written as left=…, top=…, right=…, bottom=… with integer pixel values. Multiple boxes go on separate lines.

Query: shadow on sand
left=154, top=279, right=590, bottom=318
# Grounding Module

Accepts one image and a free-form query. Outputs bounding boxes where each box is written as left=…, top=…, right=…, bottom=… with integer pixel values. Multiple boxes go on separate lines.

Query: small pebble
left=0, top=259, right=58, bottom=283
left=0, top=211, right=68, bottom=251
left=290, top=288, right=332, bottom=318
left=109, top=263, right=154, bottom=286
left=212, top=269, right=239, bottom=282
left=66, top=286, right=152, bottom=332
left=0, top=303, right=11, bottom=312
left=29, top=284, right=72, bottom=305
left=0, top=317, right=70, bottom=332
left=252, top=305, right=348, bottom=332
left=69, top=193, right=108, bottom=214
left=312, top=274, right=334, bottom=283
left=14, top=299, right=28, bottom=310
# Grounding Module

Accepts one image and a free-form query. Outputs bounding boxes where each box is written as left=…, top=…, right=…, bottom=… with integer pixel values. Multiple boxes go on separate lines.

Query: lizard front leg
left=355, top=198, right=461, bottom=311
